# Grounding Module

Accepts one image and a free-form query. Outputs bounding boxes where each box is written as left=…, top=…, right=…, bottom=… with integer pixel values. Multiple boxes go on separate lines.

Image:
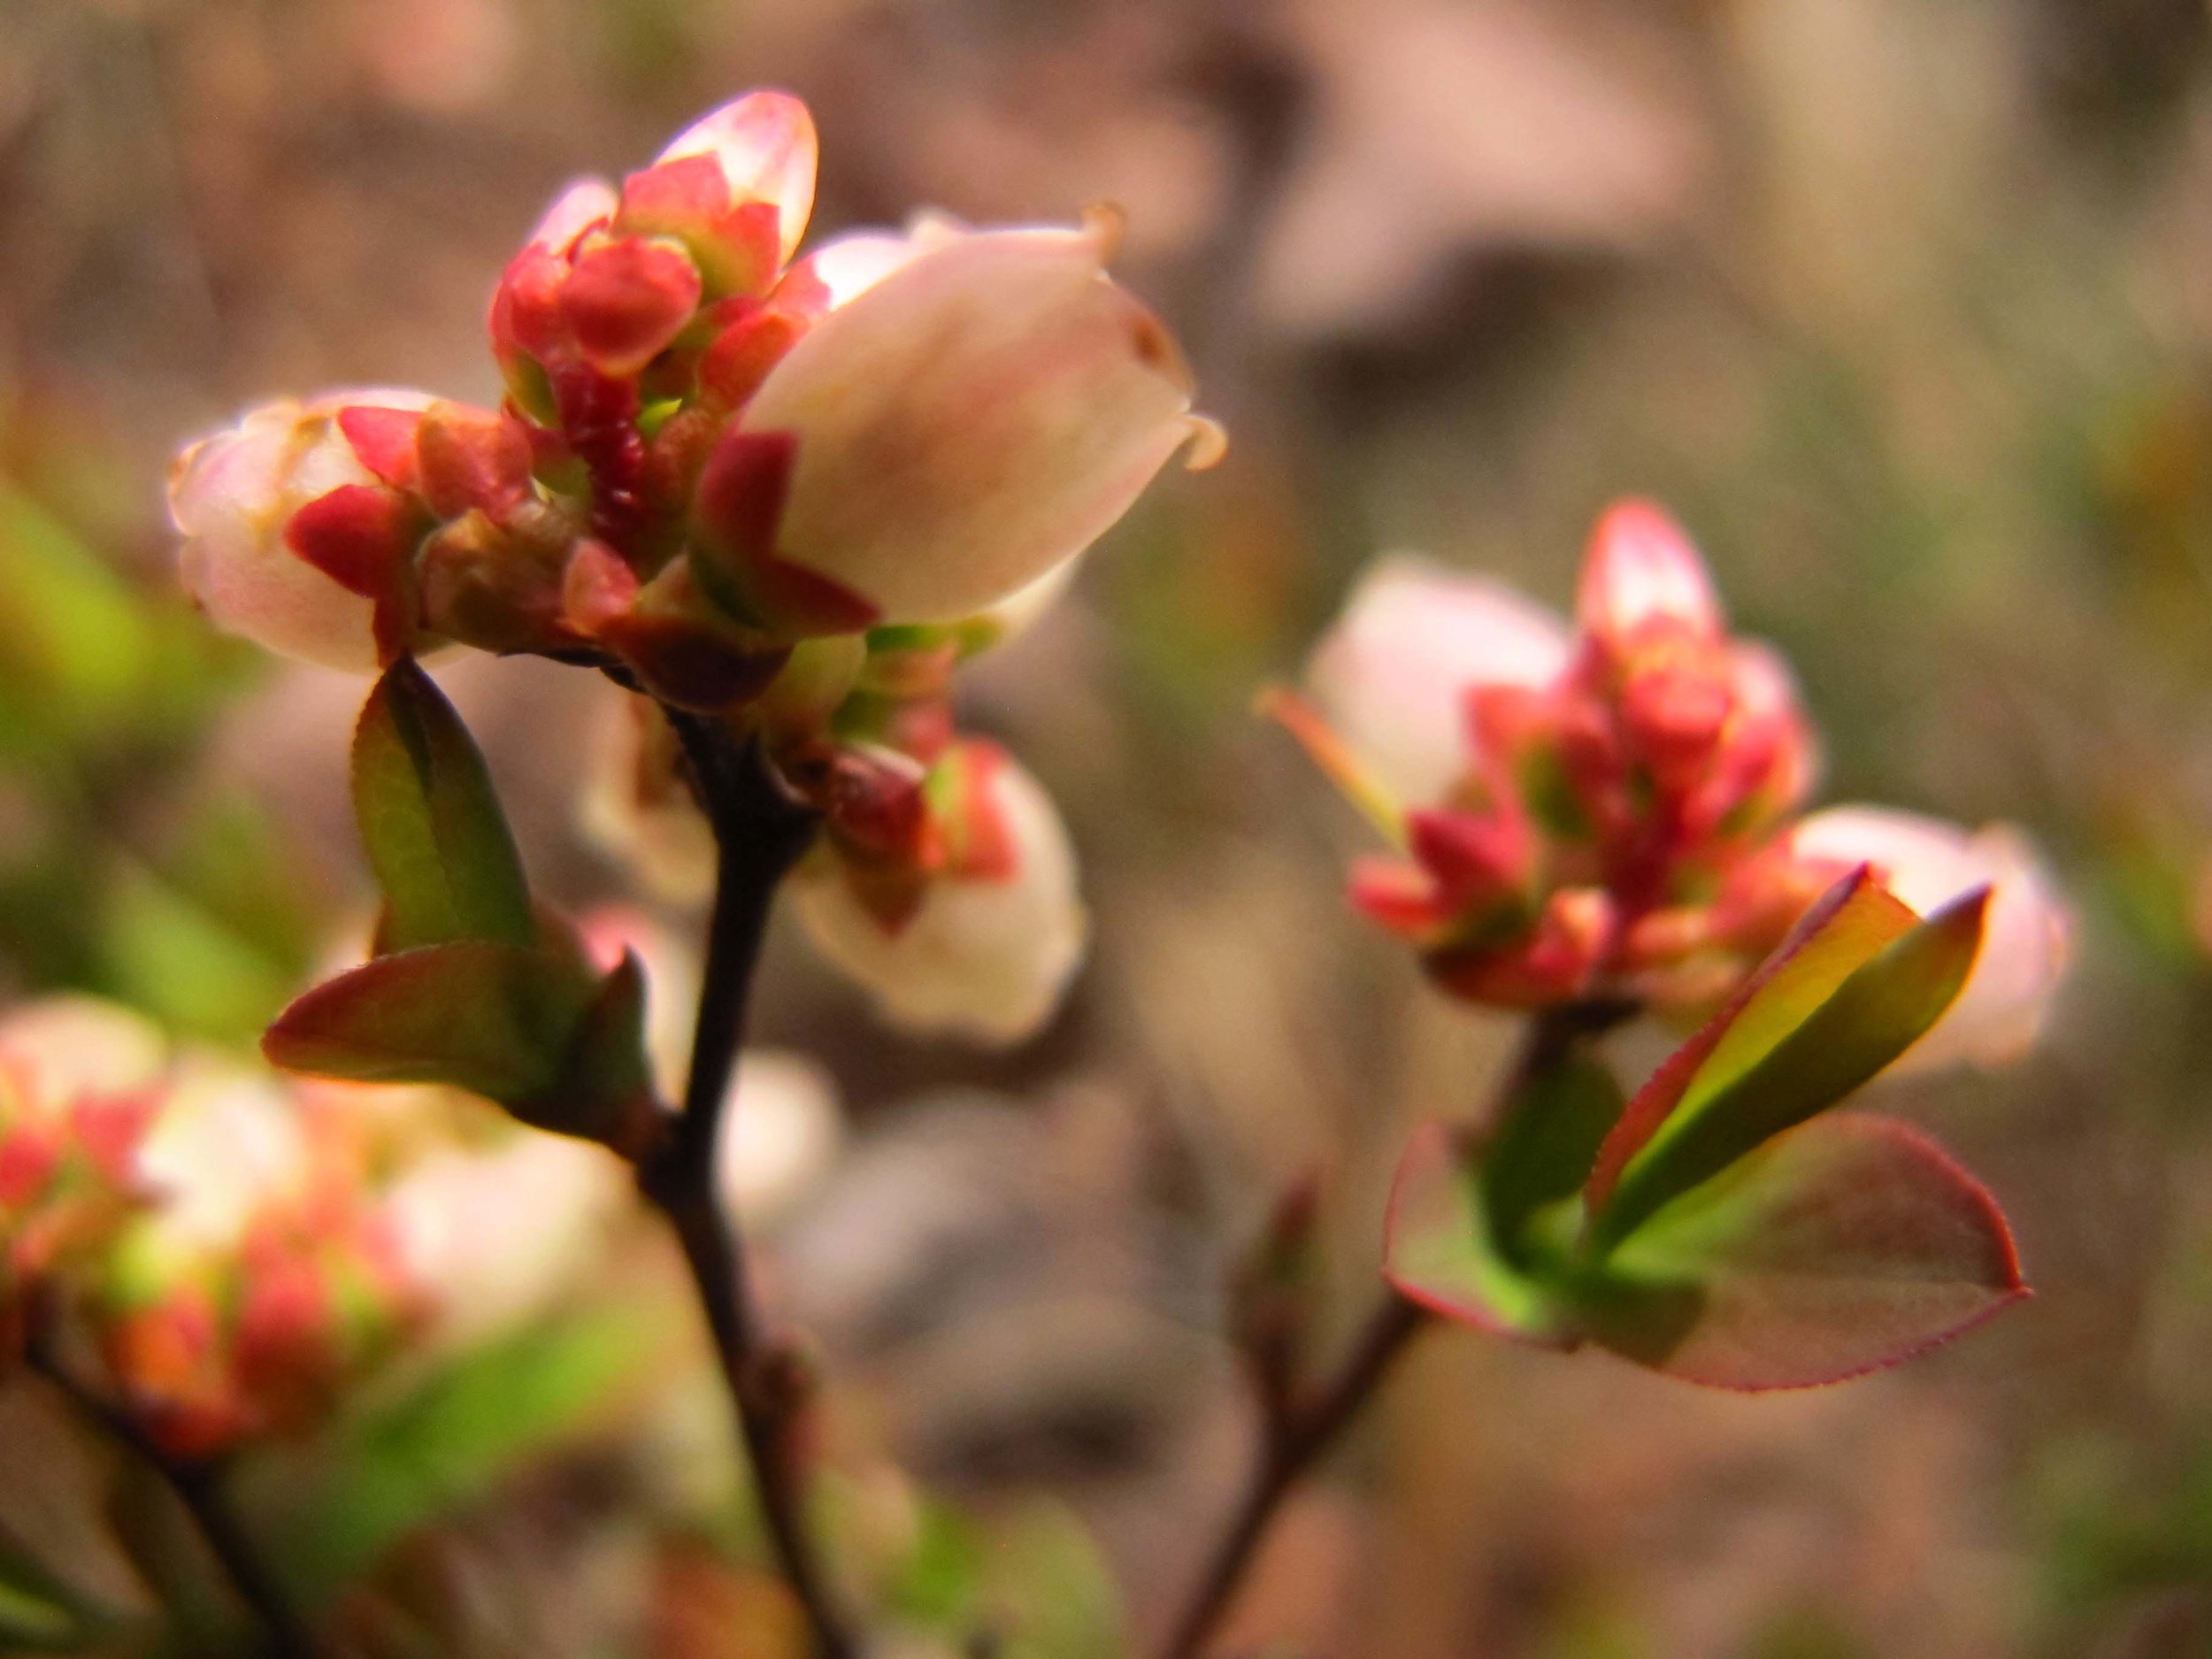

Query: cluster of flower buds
left=170, top=89, right=1219, bottom=697
left=0, top=996, right=624, bottom=1458
left=1286, top=501, right=2070, bottom=1061
left=172, top=88, right=1217, bottom=1050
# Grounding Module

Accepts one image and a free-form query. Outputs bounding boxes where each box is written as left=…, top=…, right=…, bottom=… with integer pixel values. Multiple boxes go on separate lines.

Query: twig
left=1156, top=1000, right=1637, bottom=1659
left=27, top=1341, right=320, bottom=1659
left=637, top=709, right=858, bottom=1659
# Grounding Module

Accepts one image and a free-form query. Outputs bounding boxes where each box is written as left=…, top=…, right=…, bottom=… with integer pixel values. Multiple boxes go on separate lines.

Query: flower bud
left=1574, top=497, right=1724, bottom=659
left=1786, top=807, right=2071, bottom=1072
left=696, top=221, right=1221, bottom=634
left=788, top=743, right=1086, bottom=1043
left=170, top=391, right=440, bottom=671
left=630, top=90, right=819, bottom=280
left=1305, top=554, right=1571, bottom=804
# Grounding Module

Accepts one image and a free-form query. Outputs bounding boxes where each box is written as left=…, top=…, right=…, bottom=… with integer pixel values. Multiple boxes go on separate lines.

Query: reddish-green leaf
left=1383, top=1121, right=1573, bottom=1345
left=263, top=940, right=650, bottom=1144
left=352, top=659, right=534, bottom=951
left=1571, top=1113, right=2027, bottom=1390
left=1586, top=873, right=1989, bottom=1251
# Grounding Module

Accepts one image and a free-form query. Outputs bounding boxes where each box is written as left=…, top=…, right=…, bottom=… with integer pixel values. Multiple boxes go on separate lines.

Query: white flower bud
left=703, top=222, right=1220, bottom=634
left=169, top=390, right=435, bottom=672
left=789, top=749, right=1087, bottom=1044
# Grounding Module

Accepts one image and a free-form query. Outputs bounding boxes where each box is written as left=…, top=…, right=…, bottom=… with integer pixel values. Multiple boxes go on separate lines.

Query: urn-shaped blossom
left=788, top=741, right=1086, bottom=1043
left=170, top=391, right=441, bottom=672
left=694, top=218, right=1222, bottom=635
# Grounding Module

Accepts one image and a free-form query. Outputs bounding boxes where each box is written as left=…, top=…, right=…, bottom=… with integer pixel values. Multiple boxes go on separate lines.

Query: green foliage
left=1588, top=875, right=1992, bottom=1250
left=352, top=659, right=535, bottom=952
left=266, top=661, right=657, bottom=1145
left=878, top=1496, right=1125, bottom=1659
left=1386, top=871, right=2022, bottom=1389
left=264, top=935, right=652, bottom=1145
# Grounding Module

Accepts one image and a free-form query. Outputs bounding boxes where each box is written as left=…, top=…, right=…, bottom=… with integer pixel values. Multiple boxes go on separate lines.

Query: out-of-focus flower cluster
left=170, top=89, right=1216, bottom=1048
left=1291, top=501, right=2070, bottom=1065
left=0, top=995, right=632, bottom=1459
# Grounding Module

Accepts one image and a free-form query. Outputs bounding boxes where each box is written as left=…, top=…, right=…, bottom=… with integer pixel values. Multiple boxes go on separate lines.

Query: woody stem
left=1156, top=999, right=1635, bottom=1659
left=638, top=708, right=858, bottom=1659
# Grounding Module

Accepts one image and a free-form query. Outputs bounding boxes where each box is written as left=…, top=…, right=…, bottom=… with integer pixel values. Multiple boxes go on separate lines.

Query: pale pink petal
left=1790, top=805, right=2072, bottom=1072
left=736, top=223, right=1210, bottom=627
left=785, top=230, right=931, bottom=311
left=656, top=89, right=818, bottom=263
left=1306, top=553, right=1571, bottom=803
left=0, top=995, right=168, bottom=1102
left=714, top=1051, right=841, bottom=1229
left=525, top=178, right=618, bottom=253
left=789, top=753, right=1087, bottom=1043
left=1576, top=497, right=1723, bottom=649
left=171, top=401, right=381, bottom=672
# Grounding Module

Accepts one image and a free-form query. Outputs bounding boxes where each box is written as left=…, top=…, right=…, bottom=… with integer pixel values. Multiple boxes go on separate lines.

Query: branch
left=27, top=1341, right=321, bottom=1659
left=1156, top=999, right=1637, bottom=1659
left=638, top=708, right=859, bottom=1659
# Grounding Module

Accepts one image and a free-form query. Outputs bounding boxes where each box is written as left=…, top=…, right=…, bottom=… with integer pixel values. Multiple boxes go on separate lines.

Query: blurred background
left=3, top=0, right=2210, bottom=1655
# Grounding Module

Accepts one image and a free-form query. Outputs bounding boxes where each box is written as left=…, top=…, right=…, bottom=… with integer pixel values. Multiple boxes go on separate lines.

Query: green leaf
left=1383, top=1121, right=1573, bottom=1344
left=263, top=939, right=650, bottom=1143
left=1571, top=1113, right=2027, bottom=1390
left=1587, top=872, right=1989, bottom=1251
left=1479, top=1054, right=1625, bottom=1268
left=253, top=1310, right=660, bottom=1603
left=352, top=660, right=534, bottom=952
left=0, top=1524, right=106, bottom=1652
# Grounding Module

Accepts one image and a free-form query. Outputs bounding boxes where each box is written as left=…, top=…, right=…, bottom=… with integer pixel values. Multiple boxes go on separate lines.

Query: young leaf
left=263, top=940, right=649, bottom=1144
left=352, top=659, right=534, bottom=951
left=1571, top=1113, right=2027, bottom=1390
left=1383, top=1121, right=1572, bottom=1344
left=1479, top=1053, right=1625, bottom=1267
left=1587, top=873, right=1989, bottom=1250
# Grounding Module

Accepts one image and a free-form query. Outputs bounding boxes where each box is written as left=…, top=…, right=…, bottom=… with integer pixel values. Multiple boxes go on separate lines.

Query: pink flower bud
left=1574, top=497, right=1724, bottom=658
left=559, top=236, right=706, bottom=378
left=649, top=90, right=818, bottom=266
left=789, top=744, right=1087, bottom=1043
left=170, top=391, right=438, bottom=672
left=1305, top=554, right=1571, bottom=804
left=700, top=221, right=1220, bottom=634
left=1787, top=807, right=2072, bottom=1071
